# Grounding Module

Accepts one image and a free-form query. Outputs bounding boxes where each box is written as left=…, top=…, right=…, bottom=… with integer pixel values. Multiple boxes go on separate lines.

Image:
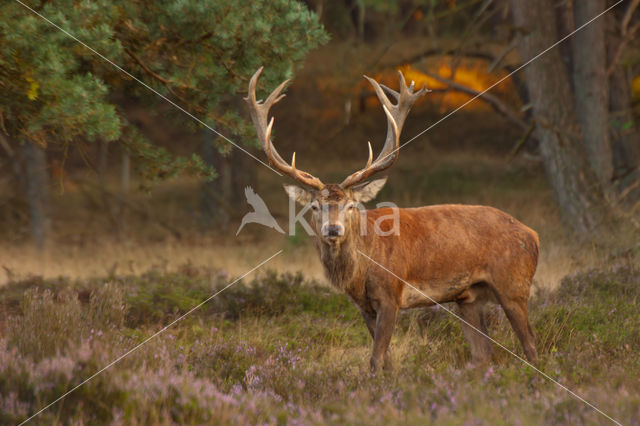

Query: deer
left=245, top=67, right=539, bottom=372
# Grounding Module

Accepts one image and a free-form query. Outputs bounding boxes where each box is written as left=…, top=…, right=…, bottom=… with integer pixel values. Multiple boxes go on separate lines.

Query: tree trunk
left=606, top=14, right=640, bottom=187
left=0, top=134, right=24, bottom=190
left=510, top=0, right=610, bottom=234
left=556, top=0, right=575, bottom=88
left=98, top=139, right=109, bottom=183
left=573, top=0, right=613, bottom=187
left=120, top=152, right=130, bottom=193
left=357, top=0, right=365, bottom=42
left=199, top=132, right=231, bottom=228
left=21, top=141, right=50, bottom=250
left=97, top=140, right=124, bottom=235
left=199, top=130, right=257, bottom=230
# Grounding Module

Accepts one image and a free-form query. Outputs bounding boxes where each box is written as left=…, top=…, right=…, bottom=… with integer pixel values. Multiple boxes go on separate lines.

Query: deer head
left=245, top=67, right=427, bottom=244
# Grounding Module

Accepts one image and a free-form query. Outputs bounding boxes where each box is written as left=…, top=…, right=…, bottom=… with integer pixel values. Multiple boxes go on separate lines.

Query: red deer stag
left=245, top=67, right=539, bottom=372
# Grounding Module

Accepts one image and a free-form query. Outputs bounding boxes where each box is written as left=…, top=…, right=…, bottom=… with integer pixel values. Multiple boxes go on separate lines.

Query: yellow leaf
left=26, top=76, right=39, bottom=100
left=633, top=75, right=640, bottom=99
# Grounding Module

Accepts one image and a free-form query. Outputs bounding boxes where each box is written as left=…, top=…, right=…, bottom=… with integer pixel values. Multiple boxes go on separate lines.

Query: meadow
left=0, top=262, right=639, bottom=424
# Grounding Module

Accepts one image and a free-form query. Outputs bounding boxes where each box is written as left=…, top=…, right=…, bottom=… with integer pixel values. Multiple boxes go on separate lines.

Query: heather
left=1, top=265, right=639, bottom=425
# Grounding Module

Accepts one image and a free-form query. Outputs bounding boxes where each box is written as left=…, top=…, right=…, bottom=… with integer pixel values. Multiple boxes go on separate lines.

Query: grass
left=1, top=264, right=639, bottom=424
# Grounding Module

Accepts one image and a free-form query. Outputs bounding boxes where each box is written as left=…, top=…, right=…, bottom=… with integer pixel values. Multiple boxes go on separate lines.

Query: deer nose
left=322, top=224, right=344, bottom=238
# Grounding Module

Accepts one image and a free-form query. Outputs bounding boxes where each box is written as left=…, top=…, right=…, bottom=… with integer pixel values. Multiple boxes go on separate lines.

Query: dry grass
left=0, top=238, right=324, bottom=286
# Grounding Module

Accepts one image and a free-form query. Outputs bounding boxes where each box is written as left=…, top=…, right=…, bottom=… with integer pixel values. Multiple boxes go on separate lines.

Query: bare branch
left=507, top=121, right=536, bottom=162
left=0, top=133, right=14, bottom=158
left=622, top=0, right=640, bottom=35
left=607, top=21, right=640, bottom=77
left=125, top=48, right=183, bottom=87
left=487, top=38, right=518, bottom=73
left=124, top=48, right=198, bottom=111
left=422, top=70, right=529, bottom=131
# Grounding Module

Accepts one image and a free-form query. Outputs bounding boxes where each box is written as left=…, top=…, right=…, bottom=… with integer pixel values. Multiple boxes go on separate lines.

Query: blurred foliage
left=0, top=0, right=328, bottom=185
left=319, top=0, right=490, bottom=40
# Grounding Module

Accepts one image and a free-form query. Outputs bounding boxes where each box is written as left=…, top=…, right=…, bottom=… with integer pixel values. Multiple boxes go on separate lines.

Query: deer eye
left=311, top=203, right=319, bottom=211
left=347, top=203, right=356, bottom=210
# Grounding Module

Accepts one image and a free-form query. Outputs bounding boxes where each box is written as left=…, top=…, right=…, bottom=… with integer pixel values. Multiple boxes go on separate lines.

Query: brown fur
left=301, top=184, right=539, bottom=372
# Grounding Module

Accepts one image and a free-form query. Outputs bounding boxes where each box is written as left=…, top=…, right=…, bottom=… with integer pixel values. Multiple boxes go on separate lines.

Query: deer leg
left=360, top=308, right=392, bottom=369
left=498, top=296, right=538, bottom=362
left=370, top=302, right=398, bottom=373
left=457, top=299, right=493, bottom=365
left=360, top=309, right=376, bottom=338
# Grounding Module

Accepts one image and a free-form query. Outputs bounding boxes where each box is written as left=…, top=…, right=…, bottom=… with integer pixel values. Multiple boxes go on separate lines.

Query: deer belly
left=399, top=279, right=471, bottom=309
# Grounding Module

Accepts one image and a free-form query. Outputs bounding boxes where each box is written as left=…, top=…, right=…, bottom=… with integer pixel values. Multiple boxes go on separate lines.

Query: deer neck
left=316, top=221, right=366, bottom=296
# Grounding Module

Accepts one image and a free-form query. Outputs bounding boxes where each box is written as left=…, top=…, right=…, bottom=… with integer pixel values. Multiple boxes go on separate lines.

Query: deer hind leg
left=497, top=295, right=538, bottom=363
left=457, top=293, right=493, bottom=365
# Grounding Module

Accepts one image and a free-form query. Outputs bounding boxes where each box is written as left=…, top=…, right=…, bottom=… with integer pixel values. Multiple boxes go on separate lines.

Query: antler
left=340, top=71, right=428, bottom=188
left=245, top=67, right=324, bottom=190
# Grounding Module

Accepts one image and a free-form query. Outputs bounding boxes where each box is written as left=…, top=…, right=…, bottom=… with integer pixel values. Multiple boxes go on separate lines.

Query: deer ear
left=352, top=177, right=387, bottom=202
left=283, top=184, right=313, bottom=206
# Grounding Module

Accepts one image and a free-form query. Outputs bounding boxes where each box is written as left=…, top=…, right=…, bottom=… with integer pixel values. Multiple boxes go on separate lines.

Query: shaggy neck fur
left=314, top=212, right=367, bottom=301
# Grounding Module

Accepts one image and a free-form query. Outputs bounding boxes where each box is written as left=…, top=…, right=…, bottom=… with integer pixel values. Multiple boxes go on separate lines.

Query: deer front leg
left=370, top=302, right=398, bottom=373
left=360, top=308, right=377, bottom=338
left=360, top=308, right=392, bottom=370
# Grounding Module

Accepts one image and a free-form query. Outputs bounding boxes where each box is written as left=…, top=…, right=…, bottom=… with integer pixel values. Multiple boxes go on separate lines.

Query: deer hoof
left=370, top=357, right=383, bottom=374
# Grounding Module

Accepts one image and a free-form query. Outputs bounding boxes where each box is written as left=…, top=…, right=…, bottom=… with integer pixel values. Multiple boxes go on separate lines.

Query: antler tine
left=377, top=104, right=399, bottom=169
left=363, top=75, right=394, bottom=113
left=366, top=142, right=373, bottom=168
left=245, top=68, right=324, bottom=190
left=380, top=83, right=399, bottom=101
left=341, top=71, right=427, bottom=188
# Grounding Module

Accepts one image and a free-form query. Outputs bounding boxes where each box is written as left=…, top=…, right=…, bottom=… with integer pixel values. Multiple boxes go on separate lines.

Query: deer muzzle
left=321, top=223, right=345, bottom=239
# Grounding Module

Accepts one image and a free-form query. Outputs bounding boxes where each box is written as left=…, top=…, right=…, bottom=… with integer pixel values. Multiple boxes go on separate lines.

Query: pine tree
left=0, top=0, right=328, bottom=245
